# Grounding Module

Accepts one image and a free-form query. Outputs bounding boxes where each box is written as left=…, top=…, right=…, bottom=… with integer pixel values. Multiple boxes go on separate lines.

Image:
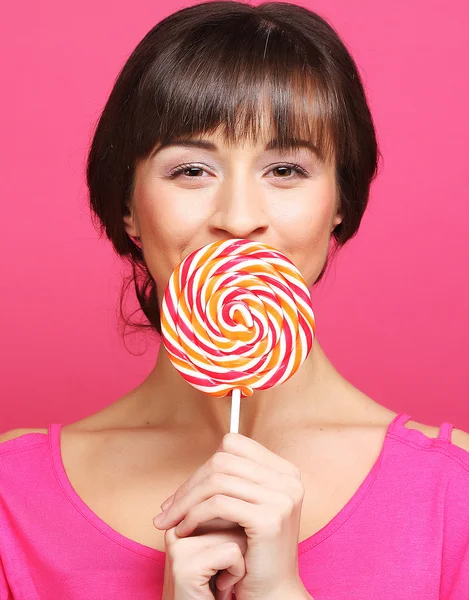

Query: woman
left=1, top=2, right=468, bottom=599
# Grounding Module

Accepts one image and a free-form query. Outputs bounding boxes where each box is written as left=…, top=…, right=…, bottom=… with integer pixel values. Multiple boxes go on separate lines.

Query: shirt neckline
left=48, top=412, right=410, bottom=562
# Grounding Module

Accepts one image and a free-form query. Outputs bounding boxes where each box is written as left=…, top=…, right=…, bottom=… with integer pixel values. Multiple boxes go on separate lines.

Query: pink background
left=0, top=0, right=468, bottom=433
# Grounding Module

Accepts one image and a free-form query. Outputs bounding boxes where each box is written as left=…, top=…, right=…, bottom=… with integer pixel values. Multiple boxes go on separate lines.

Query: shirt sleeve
left=440, top=468, right=469, bottom=599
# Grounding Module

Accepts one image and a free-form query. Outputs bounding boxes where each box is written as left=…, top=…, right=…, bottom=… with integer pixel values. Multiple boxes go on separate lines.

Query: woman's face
left=125, top=127, right=342, bottom=302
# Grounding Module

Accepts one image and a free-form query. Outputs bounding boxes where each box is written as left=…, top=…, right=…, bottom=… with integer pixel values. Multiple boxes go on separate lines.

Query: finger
left=216, top=568, right=241, bottom=594
left=210, top=544, right=245, bottom=600
left=188, top=518, right=246, bottom=538
left=159, top=448, right=300, bottom=520
left=208, top=452, right=299, bottom=491
left=175, top=495, right=263, bottom=537
left=160, top=495, right=174, bottom=511
left=155, top=473, right=290, bottom=530
left=202, top=543, right=245, bottom=590
left=164, top=433, right=301, bottom=512
left=165, top=524, right=248, bottom=555
left=200, top=539, right=245, bottom=577
left=172, top=541, right=245, bottom=594
left=217, top=433, right=301, bottom=478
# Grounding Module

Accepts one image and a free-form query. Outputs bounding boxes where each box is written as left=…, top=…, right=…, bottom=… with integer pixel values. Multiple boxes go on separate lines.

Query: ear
left=123, top=204, right=140, bottom=238
left=331, top=211, right=343, bottom=233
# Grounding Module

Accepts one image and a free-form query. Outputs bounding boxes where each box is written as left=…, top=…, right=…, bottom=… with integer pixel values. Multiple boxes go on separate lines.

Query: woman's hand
left=153, top=432, right=307, bottom=600
left=161, top=523, right=248, bottom=600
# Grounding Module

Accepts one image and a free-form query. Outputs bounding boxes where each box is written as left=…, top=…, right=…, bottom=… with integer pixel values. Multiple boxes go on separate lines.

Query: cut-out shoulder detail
left=0, top=428, right=48, bottom=444
left=451, top=428, right=469, bottom=452
left=404, top=420, right=469, bottom=452
left=403, top=420, right=441, bottom=439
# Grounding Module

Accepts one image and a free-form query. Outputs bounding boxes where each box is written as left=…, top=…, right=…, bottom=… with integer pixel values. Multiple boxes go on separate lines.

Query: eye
left=268, top=163, right=309, bottom=179
left=168, top=164, right=208, bottom=178
left=167, top=163, right=310, bottom=180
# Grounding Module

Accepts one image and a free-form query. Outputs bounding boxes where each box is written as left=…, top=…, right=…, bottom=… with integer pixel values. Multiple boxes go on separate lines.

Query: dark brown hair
left=86, top=0, right=381, bottom=342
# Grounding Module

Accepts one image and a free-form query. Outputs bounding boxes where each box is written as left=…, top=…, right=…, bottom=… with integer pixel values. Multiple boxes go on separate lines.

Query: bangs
left=134, top=16, right=337, bottom=165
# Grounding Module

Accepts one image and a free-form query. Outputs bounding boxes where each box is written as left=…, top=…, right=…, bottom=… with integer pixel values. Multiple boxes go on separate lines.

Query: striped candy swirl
left=161, top=239, right=316, bottom=397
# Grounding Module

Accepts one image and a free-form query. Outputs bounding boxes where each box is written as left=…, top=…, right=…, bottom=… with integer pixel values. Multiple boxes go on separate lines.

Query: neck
left=134, top=336, right=349, bottom=439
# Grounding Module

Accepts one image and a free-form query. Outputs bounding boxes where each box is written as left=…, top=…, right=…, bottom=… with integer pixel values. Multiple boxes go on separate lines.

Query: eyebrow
left=150, top=137, right=323, bottom=160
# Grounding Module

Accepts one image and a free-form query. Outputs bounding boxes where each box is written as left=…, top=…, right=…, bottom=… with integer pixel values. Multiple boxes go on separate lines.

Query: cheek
left=132, top=165, right=214, bottom=300
left=138, top=188, right=204, bottom=238
left=136, top=186, right=185, bottom=282
left=138, top=166, right=213, bottom=237
left=274, top=188, right=335, bottom=241
left=273, top=187, right=336, bottom=283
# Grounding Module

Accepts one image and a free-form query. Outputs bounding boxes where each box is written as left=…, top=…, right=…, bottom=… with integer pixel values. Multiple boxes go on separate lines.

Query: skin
left=123, top=124, right=354, bottom=442
left=120, top=125, right=354, bottom=597
left=9, top=121, right=467, bottom=599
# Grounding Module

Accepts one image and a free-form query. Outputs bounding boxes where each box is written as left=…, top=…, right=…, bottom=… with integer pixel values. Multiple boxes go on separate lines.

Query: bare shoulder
left=0, top=392, right=137, bottom=446
left=404, top=419, right=469, bottom=452
left=0, top=428, right=48, bottom=444
left=449, top=429, right=469, bottom=452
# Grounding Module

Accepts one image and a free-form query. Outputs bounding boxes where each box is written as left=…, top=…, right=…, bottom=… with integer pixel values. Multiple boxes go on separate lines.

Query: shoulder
left=404, top=419, right=469, bottom=453
left=450, top=428, right=469, bottom=453
left=0, top=428, right=48, bottom=444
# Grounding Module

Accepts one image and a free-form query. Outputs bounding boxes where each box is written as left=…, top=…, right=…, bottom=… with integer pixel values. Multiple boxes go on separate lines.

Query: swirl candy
left=160, top=239, right=316, bottom=432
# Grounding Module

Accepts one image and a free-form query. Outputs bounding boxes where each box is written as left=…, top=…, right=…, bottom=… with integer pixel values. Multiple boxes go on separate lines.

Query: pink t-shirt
left=1, top=412, right=468, bottom=599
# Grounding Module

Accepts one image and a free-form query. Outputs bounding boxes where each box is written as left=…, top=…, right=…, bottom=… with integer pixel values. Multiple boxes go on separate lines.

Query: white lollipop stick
left=230, top=388, right=241, bottom=433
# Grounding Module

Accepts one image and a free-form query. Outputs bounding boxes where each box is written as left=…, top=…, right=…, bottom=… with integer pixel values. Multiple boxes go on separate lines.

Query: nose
left=208, top=177, right=269, bottom=239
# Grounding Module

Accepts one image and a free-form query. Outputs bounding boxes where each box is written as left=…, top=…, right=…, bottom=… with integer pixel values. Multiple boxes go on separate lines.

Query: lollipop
left=160, top=239, right=316, bottom=433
